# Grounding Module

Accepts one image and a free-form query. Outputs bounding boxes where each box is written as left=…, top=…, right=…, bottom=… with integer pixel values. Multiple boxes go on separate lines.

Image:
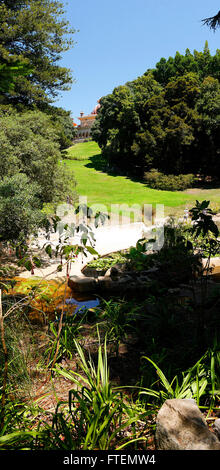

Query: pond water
left=65, top=297, right=100, bottom=314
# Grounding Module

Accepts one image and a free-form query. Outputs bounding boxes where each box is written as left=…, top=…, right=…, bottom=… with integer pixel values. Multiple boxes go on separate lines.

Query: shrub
left=0, top=110, right=73, bottom=204
left=144, top=169, right=195, bottom=191
left=87, top=253, right=127, bottom=271
left=0, top=174, right=47, bottom=243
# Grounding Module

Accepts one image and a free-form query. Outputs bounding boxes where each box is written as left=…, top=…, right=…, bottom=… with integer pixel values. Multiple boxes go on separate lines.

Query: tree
left=195, top=76, right=220, bottom=176
left=0, top=58, right=31, bottom=93
left=92, top=45, right=220, bottom=180
left=92, top=74, right=161, bottom=176
left=45, top=105, right=77, bottom=150
left=132, top=73, right=201, bottom=176
left=0, top=173, right=47, bottom=242
left=0, top=0, right=75, bottom=107
left=150, top=43, right=220, bottom=85
left=0, top=110, right=74, bottom=203
left=202, top=11, right=220, bottom=30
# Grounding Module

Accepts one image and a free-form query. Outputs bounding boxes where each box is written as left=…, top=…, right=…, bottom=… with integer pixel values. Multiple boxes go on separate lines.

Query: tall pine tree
left=0, top=0, right=75, bottom=107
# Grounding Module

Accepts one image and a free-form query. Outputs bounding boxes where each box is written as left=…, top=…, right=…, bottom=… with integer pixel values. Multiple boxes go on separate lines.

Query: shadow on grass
left=85, top=154, right=220, bottom=195
left=85, top=154, right=145, bottom=184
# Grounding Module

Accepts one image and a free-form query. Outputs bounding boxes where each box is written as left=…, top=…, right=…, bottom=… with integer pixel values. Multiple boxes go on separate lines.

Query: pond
left=5, top=278, right=100, bottom=323
left=65, top=297, right=100, bottom=313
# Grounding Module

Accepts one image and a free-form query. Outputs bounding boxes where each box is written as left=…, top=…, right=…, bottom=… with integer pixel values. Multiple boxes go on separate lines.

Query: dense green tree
left=0, top=0, right=75, bottom=107
left=45, top=105, right=77, bottom=150
left=0, top=58, right=31, bottom=93
left=150, top=43, right=220, bottom=86
left=92, top=45, right=220, bottom=181
left=131, top=73, right=201, bottom=175
left=195, top=76, right=220, bottom=176
left=92, top=74, right=161, bottom=175
left=0, top=173, right=47, bottom=242
left=0, top=110, right=73, bottom=203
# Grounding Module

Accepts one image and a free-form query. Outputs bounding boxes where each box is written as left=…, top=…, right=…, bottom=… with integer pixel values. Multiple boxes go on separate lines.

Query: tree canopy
left=0, top=0, right=75, bottom=107
left=0, top=1, right=76, bottom=243
left=92, top=44, right=220, bottom=181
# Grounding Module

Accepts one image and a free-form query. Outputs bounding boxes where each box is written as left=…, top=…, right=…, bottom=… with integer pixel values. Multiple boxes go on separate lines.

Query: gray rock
left=97, top=275, right=132, bottom=294
left=213, top=419, right=220, bottom=440
left=155, top=399, right=220, bottom=450
left=97, top=275, right=114, bottom=291
left=82, top=266, right=106, bottom=278
left=68, top=275, right=97, bottom=293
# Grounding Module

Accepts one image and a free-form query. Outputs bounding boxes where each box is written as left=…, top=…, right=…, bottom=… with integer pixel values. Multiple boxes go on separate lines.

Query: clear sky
left=55, top=0, right=220, bottom=124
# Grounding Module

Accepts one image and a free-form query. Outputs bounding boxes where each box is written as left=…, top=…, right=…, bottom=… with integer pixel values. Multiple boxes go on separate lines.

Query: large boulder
left=155, top=399, right=220, bottom=450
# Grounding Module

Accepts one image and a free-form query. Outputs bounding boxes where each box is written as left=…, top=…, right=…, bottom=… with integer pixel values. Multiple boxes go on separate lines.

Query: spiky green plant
left=52, top=335, right=150, bottom=450
left=140, top=349, right=220, bottom=410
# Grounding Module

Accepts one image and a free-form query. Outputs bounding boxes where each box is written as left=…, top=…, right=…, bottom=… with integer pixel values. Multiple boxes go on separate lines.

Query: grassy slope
left=64, top=141, right=220, bottom=216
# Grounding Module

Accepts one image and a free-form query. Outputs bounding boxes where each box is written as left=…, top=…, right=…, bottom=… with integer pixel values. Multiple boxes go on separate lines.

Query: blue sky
left=55, top=0, right=220, bottom=123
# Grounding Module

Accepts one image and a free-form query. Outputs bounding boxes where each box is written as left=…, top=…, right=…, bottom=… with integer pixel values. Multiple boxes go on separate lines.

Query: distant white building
left=75, top=101, right=100, bottom=140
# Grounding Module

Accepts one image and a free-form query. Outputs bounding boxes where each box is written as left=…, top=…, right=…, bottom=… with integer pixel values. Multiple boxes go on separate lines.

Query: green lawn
left=64, top=141, right=220, bottom=217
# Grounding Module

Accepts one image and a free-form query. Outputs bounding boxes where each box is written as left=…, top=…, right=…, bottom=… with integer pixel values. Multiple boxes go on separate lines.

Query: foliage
left=0, top=200, right=219, bottom=451
left=98, top=299, right=139, bottom=356
left=0, top=0, right=75, bottom=107
left=92, top=44, right=220, bottom=179
left=144, top=170, right=195, bottom=191
left=124, top=227, right=200, bottom=283
left=0, top=174, right=48, bottom=243
left=189, top=200, right=219, bottom=239
left=0, top=109, right=75, bottom=244
left=44, top=105, right=77, bottom=150
left=140, top=348, right=220, bottom=409
left=52, top=337, right=149, bottom=450
left=183, top=200, right=220, bottom=259
left=151, top=42, right=220, bottom=85
left=0, top=110, right=73, bottom=205
left=0, top=58, right=31, bottom=93
left=0, top=394, right=42, bottom=450
left=45, top=314, right=86, bottom=366
left=87, top=253, right=127, bottom=272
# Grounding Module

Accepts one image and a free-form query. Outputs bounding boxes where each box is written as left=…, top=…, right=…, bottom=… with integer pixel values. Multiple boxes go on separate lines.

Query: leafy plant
left=140, top=349, right=220, bottom=410
left=98, top=299, right=139, bottom=356
left=0, top=392, right=44, bottom=450
left=53, top=336, right=149, bottom=450
left=87, top=253, right=127, bottom=272
left=45, top=313, right=86, bottom=366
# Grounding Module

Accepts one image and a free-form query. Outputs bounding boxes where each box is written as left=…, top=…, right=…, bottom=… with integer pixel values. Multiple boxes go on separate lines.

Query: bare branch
left=202, top=10, right=220, bottom=31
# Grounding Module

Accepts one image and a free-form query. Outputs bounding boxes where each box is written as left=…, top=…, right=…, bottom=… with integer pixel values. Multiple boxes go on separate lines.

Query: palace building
left=75, top=101, right=100, bottom=140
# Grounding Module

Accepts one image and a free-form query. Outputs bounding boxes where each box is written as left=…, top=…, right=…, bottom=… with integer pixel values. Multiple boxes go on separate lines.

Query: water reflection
left=65, top=297, right=100, bottom=314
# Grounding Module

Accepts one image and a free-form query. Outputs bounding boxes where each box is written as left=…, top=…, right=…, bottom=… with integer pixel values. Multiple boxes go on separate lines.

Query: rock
left=82, top=266, right=106, bottom=278
left=97, top=275, right=114, bottom=291
left=105, top=263, right=128, bottom=279
left=109, top=266, right=120, bottom=280
left=213, top=419, right=220, bottom=440
left=97, top=274, right=133, bottom=294
left=155, top=399, right=220, bottom=450
left=68, top=275, right=97, bottom=293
